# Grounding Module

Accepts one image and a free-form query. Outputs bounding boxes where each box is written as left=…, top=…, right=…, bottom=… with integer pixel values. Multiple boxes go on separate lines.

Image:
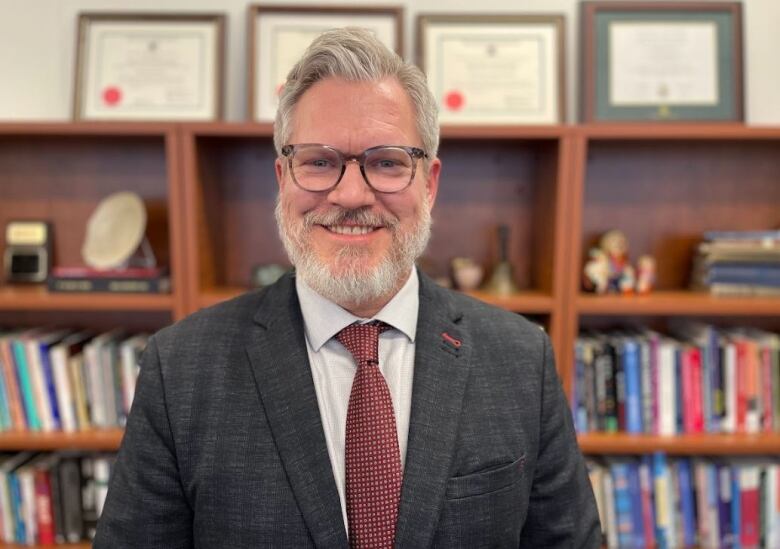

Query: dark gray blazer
left=94, top=271, right=600, bottom=548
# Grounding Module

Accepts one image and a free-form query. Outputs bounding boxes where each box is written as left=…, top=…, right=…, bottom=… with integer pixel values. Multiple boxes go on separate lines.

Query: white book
left=49, top=332, right=93, bottom=433
left=16, top=461, right=37, bottom=544
left=84, top=332, right=118, bottom=428
left=765, top=464, right=780, bottom=549
left=658, top=340, right=677, bottom=436
left=93, top=455, right=113, bottom=518
left=119, top=335, right=146, bottom=420
left=0, top=460, right=14, bottom=542
left=722, top=339, right=737, bottom=434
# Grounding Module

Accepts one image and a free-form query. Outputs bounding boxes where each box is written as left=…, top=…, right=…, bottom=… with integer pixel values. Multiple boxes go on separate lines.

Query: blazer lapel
left=394, top=273, right=472, bottom=548
left=245, top=274, right=348, bottom=548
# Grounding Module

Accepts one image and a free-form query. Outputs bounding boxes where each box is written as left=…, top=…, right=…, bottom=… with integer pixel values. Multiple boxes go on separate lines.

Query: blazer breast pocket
left=445, top=454, right=526, bottom=500
left=433, top=455, right=528, bottom=548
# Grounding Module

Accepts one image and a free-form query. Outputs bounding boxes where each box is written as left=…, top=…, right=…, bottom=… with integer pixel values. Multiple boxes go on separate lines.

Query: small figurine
left=600, top=229, right=635, bottom=294
left=583, top=248, right=610, bottom=294
left=635, top=255, right=657, bottom=294
left=451, top=257, right=483, bottom=291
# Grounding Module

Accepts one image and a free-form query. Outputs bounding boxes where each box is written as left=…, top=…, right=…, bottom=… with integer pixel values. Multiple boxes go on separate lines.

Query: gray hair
left=273, top=27, right=439, bottom=163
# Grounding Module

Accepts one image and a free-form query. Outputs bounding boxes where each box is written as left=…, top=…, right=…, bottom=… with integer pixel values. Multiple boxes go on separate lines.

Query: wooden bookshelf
left=578, top=433, right=780, bottom=456
left=0, top=429, right=123, bottom=451
left=577, top=291, right=780, bottom=316
left=0, top=286, right=174, bottom=312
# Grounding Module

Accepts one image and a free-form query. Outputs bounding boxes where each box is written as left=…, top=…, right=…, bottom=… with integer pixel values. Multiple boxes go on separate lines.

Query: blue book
left=718, top=462, right=735, bottom=548
left=731, top=467, right=741, bottom=548
left=707, top=264, right=780, bottom=287
left=677, top=458, right=697, bottom=547
left=622, top=339, right=643, bottom=433
left=627, top=460, right=646, bottom=547
left=674, top=348, right=684, bottom=434
left=610, top=460, right=634, bottom=548
left=34, top=331, right=71, bottom=431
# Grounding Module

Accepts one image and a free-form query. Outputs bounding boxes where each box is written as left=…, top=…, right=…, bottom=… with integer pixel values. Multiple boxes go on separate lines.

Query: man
left=95, top=28, right=600, bottom=548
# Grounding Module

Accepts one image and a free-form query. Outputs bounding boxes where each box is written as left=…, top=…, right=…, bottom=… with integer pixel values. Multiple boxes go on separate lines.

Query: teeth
left=328, top=225, right=375, bottom=235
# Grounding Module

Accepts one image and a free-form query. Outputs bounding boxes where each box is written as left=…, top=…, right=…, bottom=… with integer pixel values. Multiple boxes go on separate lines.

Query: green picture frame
left=580, top=2, right=743, bottom=122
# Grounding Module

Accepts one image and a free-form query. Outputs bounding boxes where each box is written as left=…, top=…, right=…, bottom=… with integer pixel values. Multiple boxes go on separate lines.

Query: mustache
left=302, top=207, right=399, bottom=229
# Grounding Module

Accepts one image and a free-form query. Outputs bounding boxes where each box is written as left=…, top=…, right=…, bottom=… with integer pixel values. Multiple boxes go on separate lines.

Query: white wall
left=1, top=0, right=778, bottom=123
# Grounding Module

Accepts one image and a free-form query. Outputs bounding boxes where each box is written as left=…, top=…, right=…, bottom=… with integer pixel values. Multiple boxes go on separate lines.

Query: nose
left=326, top=159, right=376, bottom=209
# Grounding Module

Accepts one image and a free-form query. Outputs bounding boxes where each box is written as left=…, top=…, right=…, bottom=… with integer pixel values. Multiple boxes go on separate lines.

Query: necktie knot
left=336, top=321, right=391, bottom=367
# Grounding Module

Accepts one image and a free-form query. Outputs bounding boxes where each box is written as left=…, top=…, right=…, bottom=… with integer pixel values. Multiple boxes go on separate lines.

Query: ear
left=424, top=157, right=442, bottom=210
left=275, top=157, right=285, bottom=191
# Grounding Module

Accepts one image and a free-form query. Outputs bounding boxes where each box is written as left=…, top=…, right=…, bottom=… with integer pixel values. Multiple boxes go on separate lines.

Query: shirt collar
left=296, top=268, right=419, bottom=352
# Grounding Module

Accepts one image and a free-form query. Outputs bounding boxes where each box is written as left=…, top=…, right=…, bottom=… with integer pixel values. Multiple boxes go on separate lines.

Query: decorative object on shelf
left=599, top=229, right=635, bottom=294
left=483, top=224, right=519, bottom=295
left=417, top=14, right=565, bottom=125
left=3, top=220, right=52, bottom=283
left=635, top=254, right=656, bottom=294
left=582, top=247, right=609, bottom=294
left=249, top=4, right=403, bottom=121
left=82, top=191, right=156, bottom=270
left=450, top=257, right=483, bottom=291
left=250, top=263, right=287, bottom=288
left=73, top=12, right=226, bottom=121
left=580, top=1, right=744, bottom=122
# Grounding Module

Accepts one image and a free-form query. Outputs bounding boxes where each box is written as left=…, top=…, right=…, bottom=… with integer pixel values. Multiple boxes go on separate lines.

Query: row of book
left=691, top=230, right=780, bottom=296
left=588, top=454, right=780, bottom=549
left=0, top=452, right=114, bottom=544
left=572, top=325, right=780, bottom=435
left=0, top=329, right=148, bottom=432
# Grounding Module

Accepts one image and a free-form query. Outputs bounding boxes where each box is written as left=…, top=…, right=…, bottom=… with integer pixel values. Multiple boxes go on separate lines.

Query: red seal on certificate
left=102, top=87, right=122, bottom=107
left=444, top=90, right=464, bottom=111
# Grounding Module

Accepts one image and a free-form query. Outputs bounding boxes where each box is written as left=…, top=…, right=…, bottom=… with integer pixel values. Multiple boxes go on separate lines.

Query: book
left=57, top=455, right=83, bottom=543
left=621, top=338, right=643, bottom=434
left=49, top=332, right=93, bottom=433
left=0, top=334, right=25, bottom=431
left=47, top=266, right=170, bottom=294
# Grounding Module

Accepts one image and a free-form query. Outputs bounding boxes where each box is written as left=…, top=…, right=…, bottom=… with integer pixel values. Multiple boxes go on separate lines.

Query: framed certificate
left=581, top=2, right=744, bottom=122
left=418, top=14, right=565, bottom=125
left=248, top=4, right=404, bottom=122
left=74, top=13, right=225, bottom=121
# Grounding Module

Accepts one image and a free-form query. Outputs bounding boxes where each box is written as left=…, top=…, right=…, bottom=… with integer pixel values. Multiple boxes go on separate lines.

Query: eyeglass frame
left=280, top=143, right=429, bottom=194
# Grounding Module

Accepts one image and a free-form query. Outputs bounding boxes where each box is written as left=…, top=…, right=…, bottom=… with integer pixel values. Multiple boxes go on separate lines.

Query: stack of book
left=0, top=329, right=147, bottom=432
left=0, top=451, right=113, bottom=544
left=691, top=230, right=780, bottom=296
left=587, top=454, right=780, bottom=549
left=572, top=326, right=780, bottom=435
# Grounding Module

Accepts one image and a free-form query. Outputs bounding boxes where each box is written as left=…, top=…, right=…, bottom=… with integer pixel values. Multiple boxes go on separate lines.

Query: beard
left=275, top=195, right=432, bottom=309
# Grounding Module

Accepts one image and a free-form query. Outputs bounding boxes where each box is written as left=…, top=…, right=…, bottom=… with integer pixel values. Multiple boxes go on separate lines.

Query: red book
left=739, top=465, right=761, bottom=547
left=689, top=347, right=704, bottom=433
left=34, top=467, right=55, bottom=544
left=761, top=345, right=773, bottom=432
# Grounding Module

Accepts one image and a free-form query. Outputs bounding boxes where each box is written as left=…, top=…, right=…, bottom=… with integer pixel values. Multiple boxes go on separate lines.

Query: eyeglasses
left=281, top=143, right=428, bottom=193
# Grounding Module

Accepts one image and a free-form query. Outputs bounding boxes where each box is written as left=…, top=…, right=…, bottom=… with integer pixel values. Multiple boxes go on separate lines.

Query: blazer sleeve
left=518, top=334, right=602, bottom=548
left=93, top=335, right=194, bottom=549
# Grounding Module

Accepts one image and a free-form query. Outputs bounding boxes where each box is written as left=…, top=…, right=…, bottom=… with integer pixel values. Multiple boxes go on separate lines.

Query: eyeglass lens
left=290, top=145, right=415, bottom=192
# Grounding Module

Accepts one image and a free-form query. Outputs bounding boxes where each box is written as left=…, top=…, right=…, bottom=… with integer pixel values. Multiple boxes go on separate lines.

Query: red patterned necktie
left=336, top=321, right=402, bottom=548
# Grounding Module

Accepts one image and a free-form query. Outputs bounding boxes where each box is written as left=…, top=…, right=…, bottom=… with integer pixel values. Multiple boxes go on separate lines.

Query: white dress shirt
left=296, top=269, right=418, bottom=533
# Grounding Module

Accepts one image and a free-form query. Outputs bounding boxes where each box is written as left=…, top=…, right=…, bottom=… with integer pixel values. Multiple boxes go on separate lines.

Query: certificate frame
left=581, top=2, right=743, bottom=122
left=74, top=12, right=226, bottom=121
left=417, top=14, right=566, bottom=126
left=248, top=4, right=404, bottom=122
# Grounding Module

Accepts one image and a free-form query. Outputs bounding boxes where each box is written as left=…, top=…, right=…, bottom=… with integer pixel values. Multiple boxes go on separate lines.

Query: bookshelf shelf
left=576, top=291, right=780, bottom=316
left=0, top=286, right=174, bottom=312
left=0, top=429, right=123, bottom=451
left=578, top=433, right=780, bottom=455
left=462, top=290, right=554, bottom=313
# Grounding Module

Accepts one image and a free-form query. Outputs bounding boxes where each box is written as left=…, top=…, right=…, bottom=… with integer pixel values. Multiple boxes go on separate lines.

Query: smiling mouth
left=324, top=224, right=381, bottom=235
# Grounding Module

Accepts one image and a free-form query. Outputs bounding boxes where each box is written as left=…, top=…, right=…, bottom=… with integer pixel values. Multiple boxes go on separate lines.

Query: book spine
left=640, top=340, right=653, bottom=434
left=627, top=461, right=645, bottom=547
left=639, top=456, right=656, bottom=548
left=50, top=348, right=76, bottom=433
left=739, top=465, right=761, bottom=547
left=0, top=341, right=25, bottom=431
left=623, top=341, right=643, bottom=434
left=48, top=458, right=65, bottom=544
left=12, top=341, right=40, bottom=431
left=761, top=346, right=773, bottom=432
left=34, top=467, right=55, bottom=544
left=610, top=461, right=634, bottom=548
left=653, top=453, right=672, bottom=549
left=676, top=459, right=696, bottom=547
left=0, top=473, right=13, bottom=543
left=0, top=358, right=12, bottom=430
left=690, top=348, right=704, bottom=433
left=658, top=343, right=677, bottom=436
left=40, top=345, right=63, bottom=431
left=724, top=342, right=737, bottom=433
left=58, top=458, right=83, bottom=543
left=48, top=276, right=170, bottom=293
left=9, top=473, right=25, bottom=543
left=717, top=463, right=734, bottom=547
left=26, top=340, right=54, bottom=432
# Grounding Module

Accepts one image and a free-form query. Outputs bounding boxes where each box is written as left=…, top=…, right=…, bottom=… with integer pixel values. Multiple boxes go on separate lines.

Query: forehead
left=289, top=76, right=420, bottom=149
